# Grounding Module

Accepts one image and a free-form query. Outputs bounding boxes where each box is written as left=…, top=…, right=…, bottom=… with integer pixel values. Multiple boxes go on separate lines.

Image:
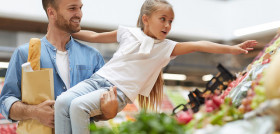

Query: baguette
left=27, top=38, right=41, bottom=71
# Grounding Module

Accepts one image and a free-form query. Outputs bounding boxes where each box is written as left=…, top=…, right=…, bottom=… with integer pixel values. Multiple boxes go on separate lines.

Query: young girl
left=54, top=0, right=257, bottom=133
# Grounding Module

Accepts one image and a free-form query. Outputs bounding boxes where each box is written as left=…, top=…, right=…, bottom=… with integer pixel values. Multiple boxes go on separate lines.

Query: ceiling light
left=163, top=73, right=187, bottom=81
left=0, top=62, right=9, bottom=68
left=202, top=74, right=213, bottom=82
left=234, top=21, right=280, bottom=37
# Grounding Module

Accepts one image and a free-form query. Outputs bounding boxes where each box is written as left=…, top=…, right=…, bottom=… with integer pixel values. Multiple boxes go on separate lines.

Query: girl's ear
left=142, top=14, right=149, bottom=26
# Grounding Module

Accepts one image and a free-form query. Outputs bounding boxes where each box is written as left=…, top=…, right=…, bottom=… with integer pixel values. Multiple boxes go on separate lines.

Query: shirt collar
left=139, top=28, right=163, bottom=44
left=65, top=36, right=74, bottom=50
left=127, top=27, right=164, bottom=55
left=42, top=36, right=74, bottom=51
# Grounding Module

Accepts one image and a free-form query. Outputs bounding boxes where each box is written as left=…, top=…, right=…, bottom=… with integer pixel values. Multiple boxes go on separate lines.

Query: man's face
left=54, top=0, right=83, bottom=33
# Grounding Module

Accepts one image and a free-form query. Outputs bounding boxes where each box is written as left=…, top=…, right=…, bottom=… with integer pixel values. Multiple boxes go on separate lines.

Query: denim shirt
left=0, top=36, right=105, bottom=121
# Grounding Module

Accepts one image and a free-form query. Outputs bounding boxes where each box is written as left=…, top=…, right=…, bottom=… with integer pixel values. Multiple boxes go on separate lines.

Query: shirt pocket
left=76, top=65, right=93, bottom=82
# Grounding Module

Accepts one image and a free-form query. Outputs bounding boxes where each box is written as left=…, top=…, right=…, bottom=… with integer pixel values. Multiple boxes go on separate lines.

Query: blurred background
left=0, top=0, right=280, bottom=87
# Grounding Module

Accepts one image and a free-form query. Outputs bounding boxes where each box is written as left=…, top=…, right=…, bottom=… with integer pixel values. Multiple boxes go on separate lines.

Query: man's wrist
left=103, top=113, right=117, bottom=120
left=93, top=115, right=101, bottom=122
left=25, top=103, right=38, bottom=120
left=94, top=113, right=116, bottom=121
left=9, top=101, right=37, bottom=121
left=229, top=46, right=234, bottom=54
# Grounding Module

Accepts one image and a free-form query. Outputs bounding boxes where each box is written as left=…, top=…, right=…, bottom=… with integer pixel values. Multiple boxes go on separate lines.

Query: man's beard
left=55, top=12, right=81, bottom=33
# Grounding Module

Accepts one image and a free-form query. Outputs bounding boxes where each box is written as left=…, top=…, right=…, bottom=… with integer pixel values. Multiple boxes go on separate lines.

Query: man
left=0, top=0, right=118, bottom=128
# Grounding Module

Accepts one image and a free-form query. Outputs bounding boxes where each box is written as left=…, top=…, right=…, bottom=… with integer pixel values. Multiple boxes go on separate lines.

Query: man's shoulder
left=14, top=42, right=30, bottom=55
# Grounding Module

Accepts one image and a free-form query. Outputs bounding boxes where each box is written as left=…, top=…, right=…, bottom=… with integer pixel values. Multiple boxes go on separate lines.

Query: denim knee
left=70, top=98, right=92, bottom=114
left=55, top=93, right=73, bottom=116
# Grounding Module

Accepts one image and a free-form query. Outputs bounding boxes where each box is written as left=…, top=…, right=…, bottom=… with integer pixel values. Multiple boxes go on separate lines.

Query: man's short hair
left=42, top=0, right=59, bottom=15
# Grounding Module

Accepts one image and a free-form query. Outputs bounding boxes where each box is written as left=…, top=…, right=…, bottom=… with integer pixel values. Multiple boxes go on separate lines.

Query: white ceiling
left=0, top=0, right=279, bottom=41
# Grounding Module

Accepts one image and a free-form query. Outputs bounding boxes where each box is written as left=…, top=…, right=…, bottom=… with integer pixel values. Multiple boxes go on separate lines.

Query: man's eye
left=160, top=18, right=165, bottom=21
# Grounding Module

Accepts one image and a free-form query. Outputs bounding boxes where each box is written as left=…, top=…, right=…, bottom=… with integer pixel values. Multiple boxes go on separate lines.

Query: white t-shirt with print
left=96, top=26, right=177, bottom=102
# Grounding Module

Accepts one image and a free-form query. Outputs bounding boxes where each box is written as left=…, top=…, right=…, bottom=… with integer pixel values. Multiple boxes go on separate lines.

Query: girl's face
left=143, top=5, right=174, bottom=40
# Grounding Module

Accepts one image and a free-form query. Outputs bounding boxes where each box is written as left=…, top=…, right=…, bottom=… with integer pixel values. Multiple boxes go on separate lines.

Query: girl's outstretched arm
left=171, top=40, right=258, bottom=56
left=72, top=30, right=117, bottom=43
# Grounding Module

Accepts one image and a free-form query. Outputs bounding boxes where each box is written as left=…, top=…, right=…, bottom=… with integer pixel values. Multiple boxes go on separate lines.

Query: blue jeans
left=54, top=74, right=130, bottom=134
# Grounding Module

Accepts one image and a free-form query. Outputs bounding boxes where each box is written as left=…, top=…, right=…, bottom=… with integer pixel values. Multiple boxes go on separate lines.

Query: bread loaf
left=28, top=38, right=41, bottom=71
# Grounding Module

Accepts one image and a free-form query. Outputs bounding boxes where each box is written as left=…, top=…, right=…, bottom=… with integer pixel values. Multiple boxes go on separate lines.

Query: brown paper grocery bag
left=21, top=69, right=54, bottom=105
left=16, top=68, right=54, bottom=134
left=16, top=38, right=54, bottom=134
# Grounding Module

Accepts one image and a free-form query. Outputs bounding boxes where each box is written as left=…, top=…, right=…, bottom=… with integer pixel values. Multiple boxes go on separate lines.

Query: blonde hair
left=138, top=71, right=164, bottom=111
left=137, top=0, right=173, bottom=30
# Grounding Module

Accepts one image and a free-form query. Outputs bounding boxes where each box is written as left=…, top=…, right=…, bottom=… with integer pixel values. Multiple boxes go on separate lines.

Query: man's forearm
left=10, top=100, right=55, bottom=128
left=9, top=101, right=36, bottom=121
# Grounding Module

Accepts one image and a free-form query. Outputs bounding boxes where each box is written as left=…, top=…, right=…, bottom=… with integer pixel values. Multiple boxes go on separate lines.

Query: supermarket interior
left=1, top=0, right=280, bottom=134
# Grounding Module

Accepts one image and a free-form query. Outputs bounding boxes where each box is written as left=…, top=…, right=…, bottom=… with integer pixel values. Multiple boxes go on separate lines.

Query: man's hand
left=9, top=100, right=55, bottom=128
left=32, top=100, right=55, bottom=128
left=95, top=86, right=118, bottom=120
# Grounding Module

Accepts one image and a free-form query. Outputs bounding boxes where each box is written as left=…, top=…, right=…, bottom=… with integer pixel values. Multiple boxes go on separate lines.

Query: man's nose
left=76, top=9, right=83, bottom=18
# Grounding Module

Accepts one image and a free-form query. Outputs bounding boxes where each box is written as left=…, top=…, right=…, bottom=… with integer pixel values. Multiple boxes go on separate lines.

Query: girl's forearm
left=72, top=30, right=97, bottom=42
left=172, top=41, right=232, bottom=56
left=172, top=40, right=255, bottom=56
left=195, top=41, right=232, bottom=54
left=72, top=30, right=117, bottom=43
left=94, top=31, right=118, bottom=43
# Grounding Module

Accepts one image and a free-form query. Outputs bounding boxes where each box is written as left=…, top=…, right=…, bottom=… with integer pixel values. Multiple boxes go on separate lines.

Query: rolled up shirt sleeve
left=1, top=96, right=20, bottom=122
left=0, top=46, right=28, bottom=122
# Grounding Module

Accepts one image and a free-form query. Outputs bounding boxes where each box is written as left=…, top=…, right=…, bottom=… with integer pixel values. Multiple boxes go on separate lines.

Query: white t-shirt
left=97, top=26, right=177, bottom=102
left=56, top=50, right=70, bottom=89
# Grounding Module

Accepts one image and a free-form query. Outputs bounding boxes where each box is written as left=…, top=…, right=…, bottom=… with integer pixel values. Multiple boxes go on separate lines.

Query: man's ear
left=142, top=14, right=149, bottom=26
left=47, top=7, right=56, bottom=19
